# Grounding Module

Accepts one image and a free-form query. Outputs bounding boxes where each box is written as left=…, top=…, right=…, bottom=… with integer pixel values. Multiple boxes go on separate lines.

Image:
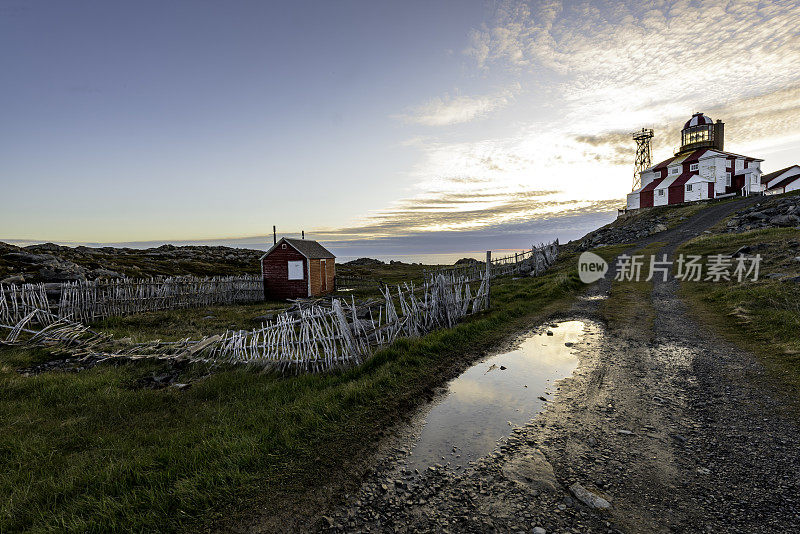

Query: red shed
left=260, top=238, right=336, bottom=300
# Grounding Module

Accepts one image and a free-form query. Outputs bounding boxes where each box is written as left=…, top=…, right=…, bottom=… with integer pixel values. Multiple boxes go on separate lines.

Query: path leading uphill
left=315, top=197, right=800, bottom=533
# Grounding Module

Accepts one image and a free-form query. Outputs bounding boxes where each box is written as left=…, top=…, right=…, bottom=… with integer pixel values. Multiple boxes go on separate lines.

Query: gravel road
left=318, top=197, right=800, bottom=533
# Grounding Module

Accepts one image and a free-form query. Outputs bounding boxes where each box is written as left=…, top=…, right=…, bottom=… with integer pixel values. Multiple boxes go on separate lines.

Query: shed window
left=669, top=167, right=679, bottom=175
left=686, top=184, right=693, bottom=192
left=690, top=163, right=698, bottom=171
left=726, top=172, right=732, bottom=186
left=658, top=189, right=665, bottom=196
left=287, top=260, right=304, bottom=280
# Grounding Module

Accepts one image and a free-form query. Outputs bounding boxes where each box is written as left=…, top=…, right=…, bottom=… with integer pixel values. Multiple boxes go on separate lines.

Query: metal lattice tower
left=631, top=128, right=654, bottom=191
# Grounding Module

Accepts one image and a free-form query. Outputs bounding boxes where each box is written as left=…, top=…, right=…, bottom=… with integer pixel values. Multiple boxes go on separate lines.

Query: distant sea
left=336, top=250, right=530, bottom=266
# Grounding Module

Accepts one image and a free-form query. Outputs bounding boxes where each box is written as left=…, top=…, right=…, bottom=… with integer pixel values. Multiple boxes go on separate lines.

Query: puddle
left=579, top=294, right=608, bottom=301
left=404, top=320, right=587, bottom=472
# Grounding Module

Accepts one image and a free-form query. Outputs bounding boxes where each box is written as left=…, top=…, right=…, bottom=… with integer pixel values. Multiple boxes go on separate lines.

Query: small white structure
left=762, top=165, right=800, bottom=195
left=627, top=113, right=765, bottom=210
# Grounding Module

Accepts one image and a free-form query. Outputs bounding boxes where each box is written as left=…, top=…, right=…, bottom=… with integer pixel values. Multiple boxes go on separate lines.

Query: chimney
left=302, top=230, right=305, bottom=240
left=714, top=120, right=725, bottom=152
left=273, top=225, right=276, bottom=245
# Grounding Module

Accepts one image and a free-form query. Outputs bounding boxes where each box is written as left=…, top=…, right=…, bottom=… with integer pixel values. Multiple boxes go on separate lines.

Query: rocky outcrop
left=724, top=194, right=800, bottom=233
left=0, top=242, right=262, bottom=284
left=345, top=258, right=385, bottom=266
left=574, top=214, right=670, bottom=251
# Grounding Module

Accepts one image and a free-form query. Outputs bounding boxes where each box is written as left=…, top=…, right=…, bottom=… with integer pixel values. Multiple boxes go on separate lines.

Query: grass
left=93, top=301, right=289, bottom=342
left=598, top=241, right=665, bottom=341
left=677, top=227, right=800, bottom=390
left=0, top=245, right=628, bottom=533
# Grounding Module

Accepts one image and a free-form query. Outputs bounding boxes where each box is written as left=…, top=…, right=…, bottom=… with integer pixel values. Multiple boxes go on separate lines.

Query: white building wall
left=640, top=171, right=657, bottom=188
left=626, top=191, right=640, bottom=210
left=787, top=178, right=800, bottom=193
left=653, top=187, right=669, bottom=206
left=683, top=182, right=703, bottom=202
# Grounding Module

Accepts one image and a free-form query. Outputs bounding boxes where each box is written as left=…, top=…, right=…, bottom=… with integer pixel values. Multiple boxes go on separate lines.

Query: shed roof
left=260, top=238, right=336, bottom=260
left=761, top=164, right=800, bottom=185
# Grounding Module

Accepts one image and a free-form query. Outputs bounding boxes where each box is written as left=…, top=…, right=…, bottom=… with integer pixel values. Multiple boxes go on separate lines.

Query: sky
left=2, top=0, right=799, bottom=260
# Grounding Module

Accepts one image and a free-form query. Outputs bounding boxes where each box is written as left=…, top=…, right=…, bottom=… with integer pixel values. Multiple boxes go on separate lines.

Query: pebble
left=569, top=483, right=612, bottom=510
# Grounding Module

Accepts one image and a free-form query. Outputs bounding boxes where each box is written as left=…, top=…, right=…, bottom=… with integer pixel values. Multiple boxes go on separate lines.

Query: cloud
left=465, top=0, right=800, bottom=127
left=394, top=84, right=521, bottom=126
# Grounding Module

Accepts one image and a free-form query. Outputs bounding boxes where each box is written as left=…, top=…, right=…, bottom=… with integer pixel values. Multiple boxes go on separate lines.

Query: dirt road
left=318, top=198, right=800, bottom=533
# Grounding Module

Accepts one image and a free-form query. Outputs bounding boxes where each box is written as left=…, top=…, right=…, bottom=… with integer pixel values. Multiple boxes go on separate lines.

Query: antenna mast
left=631, top=128, right=654, bottom=191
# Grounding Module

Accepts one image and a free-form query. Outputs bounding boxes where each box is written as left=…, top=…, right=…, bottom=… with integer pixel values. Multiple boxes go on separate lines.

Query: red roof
left=683, top=113, right=713, bottom=129
left=768, top=174, right=800, bottom=191
left=647, top=148, right=759, bottom=173
left=668, top=171, right=696, bottom=189
left=761, top=164, right=800, bottom=185
left=641, top=176, right=665, bottom=192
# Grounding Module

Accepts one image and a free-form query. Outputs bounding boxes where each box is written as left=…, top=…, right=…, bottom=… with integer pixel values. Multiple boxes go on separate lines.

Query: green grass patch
left=677, top=228, right=800, bottom=391
left=0, top=245, right=627, bottom=533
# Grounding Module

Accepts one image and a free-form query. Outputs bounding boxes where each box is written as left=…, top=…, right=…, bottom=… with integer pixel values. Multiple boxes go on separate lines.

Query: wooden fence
left=0, top=283, right=54, bottom=327
left=422, top=240, right=559, bottom=283
left=1, top=241, right=561, bottom=374
left=0, top=275, right=263, bottom=325
left=0, top=271, right=489, bottom=374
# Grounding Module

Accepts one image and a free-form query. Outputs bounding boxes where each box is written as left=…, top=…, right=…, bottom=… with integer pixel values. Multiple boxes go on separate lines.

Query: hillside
left=0, top=242, right=263, bottom=283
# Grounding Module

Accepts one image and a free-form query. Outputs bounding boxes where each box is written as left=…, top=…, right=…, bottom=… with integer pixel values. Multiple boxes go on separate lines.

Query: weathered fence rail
left=1, top=275, right=263, bottom=325
left=57, top=275, right=263, bottom=323
left=1, top=272, right=489, bottom=374
left=1, top=240, right=560, bottom=375
left=423, top=240, right=559, bottom=283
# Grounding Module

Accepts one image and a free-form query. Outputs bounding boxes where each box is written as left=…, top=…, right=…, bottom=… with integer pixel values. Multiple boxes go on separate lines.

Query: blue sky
left=2, top=0, right=799, bottom=258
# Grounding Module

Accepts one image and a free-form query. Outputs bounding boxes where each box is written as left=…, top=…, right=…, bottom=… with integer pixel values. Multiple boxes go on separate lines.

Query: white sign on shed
left=287, top=260, right=304, bottom=280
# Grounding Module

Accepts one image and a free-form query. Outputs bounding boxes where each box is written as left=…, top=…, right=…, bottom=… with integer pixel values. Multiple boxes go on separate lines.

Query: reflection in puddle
left=405, top=320, right=585, bottom=472
left=579, top=294, right=608, bottom=301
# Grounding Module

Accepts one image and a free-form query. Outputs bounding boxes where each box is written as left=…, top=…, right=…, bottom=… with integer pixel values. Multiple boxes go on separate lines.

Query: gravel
left=313, top=196, right=800, bottom=533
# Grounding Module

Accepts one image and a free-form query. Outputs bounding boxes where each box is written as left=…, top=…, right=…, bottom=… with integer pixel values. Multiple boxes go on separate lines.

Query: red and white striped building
left=627, top=113, right=764, bottom=210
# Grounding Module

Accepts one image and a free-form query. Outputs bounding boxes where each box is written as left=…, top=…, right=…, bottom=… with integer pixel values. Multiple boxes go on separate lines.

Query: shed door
left=320, top=259, right=327, bottom=292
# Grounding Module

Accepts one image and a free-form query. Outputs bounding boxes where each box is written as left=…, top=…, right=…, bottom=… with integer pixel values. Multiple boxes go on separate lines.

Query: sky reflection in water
left=406, top=321, right=585, bottom=472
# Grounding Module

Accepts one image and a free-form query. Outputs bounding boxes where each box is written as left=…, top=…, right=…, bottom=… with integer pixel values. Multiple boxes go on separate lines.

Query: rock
left=344, top=257, right=385, bottom=266
left=546, top=331, right=554, bottom=336
left=651, top=223, right=668, bottom=234
left=90, top=268, right=123, bottom=279
left=500, top=365, right=507, bottom=370
left=454, top=257, right=482, bottom=265
left=616, top=429, right=634, bottom=435
left=732, top=245, right=751, bottom=257
left=171, top=383, right=190, bottom=390
left=769, top=214, right=800, bottom=227
left=1, top=274, right=25, bottom=284
left=696, top=467, right=711, bottom=475
left=564, top=342, right=574, bottom=347
left=533, top=528, right=546, bottom=534
left=502, top=449, right=560, bottom=494
left=569, top=483, right=611, bottom=509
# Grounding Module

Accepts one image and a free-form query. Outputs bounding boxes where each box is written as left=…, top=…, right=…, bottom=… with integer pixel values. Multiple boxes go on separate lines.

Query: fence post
left=485, top=251, right=491, bottom=309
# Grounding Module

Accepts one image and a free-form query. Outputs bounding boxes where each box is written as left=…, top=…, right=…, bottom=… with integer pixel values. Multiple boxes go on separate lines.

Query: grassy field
left=0, top=245, right=627, bottom=533
left=677, top=227, right=800, bottom=390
